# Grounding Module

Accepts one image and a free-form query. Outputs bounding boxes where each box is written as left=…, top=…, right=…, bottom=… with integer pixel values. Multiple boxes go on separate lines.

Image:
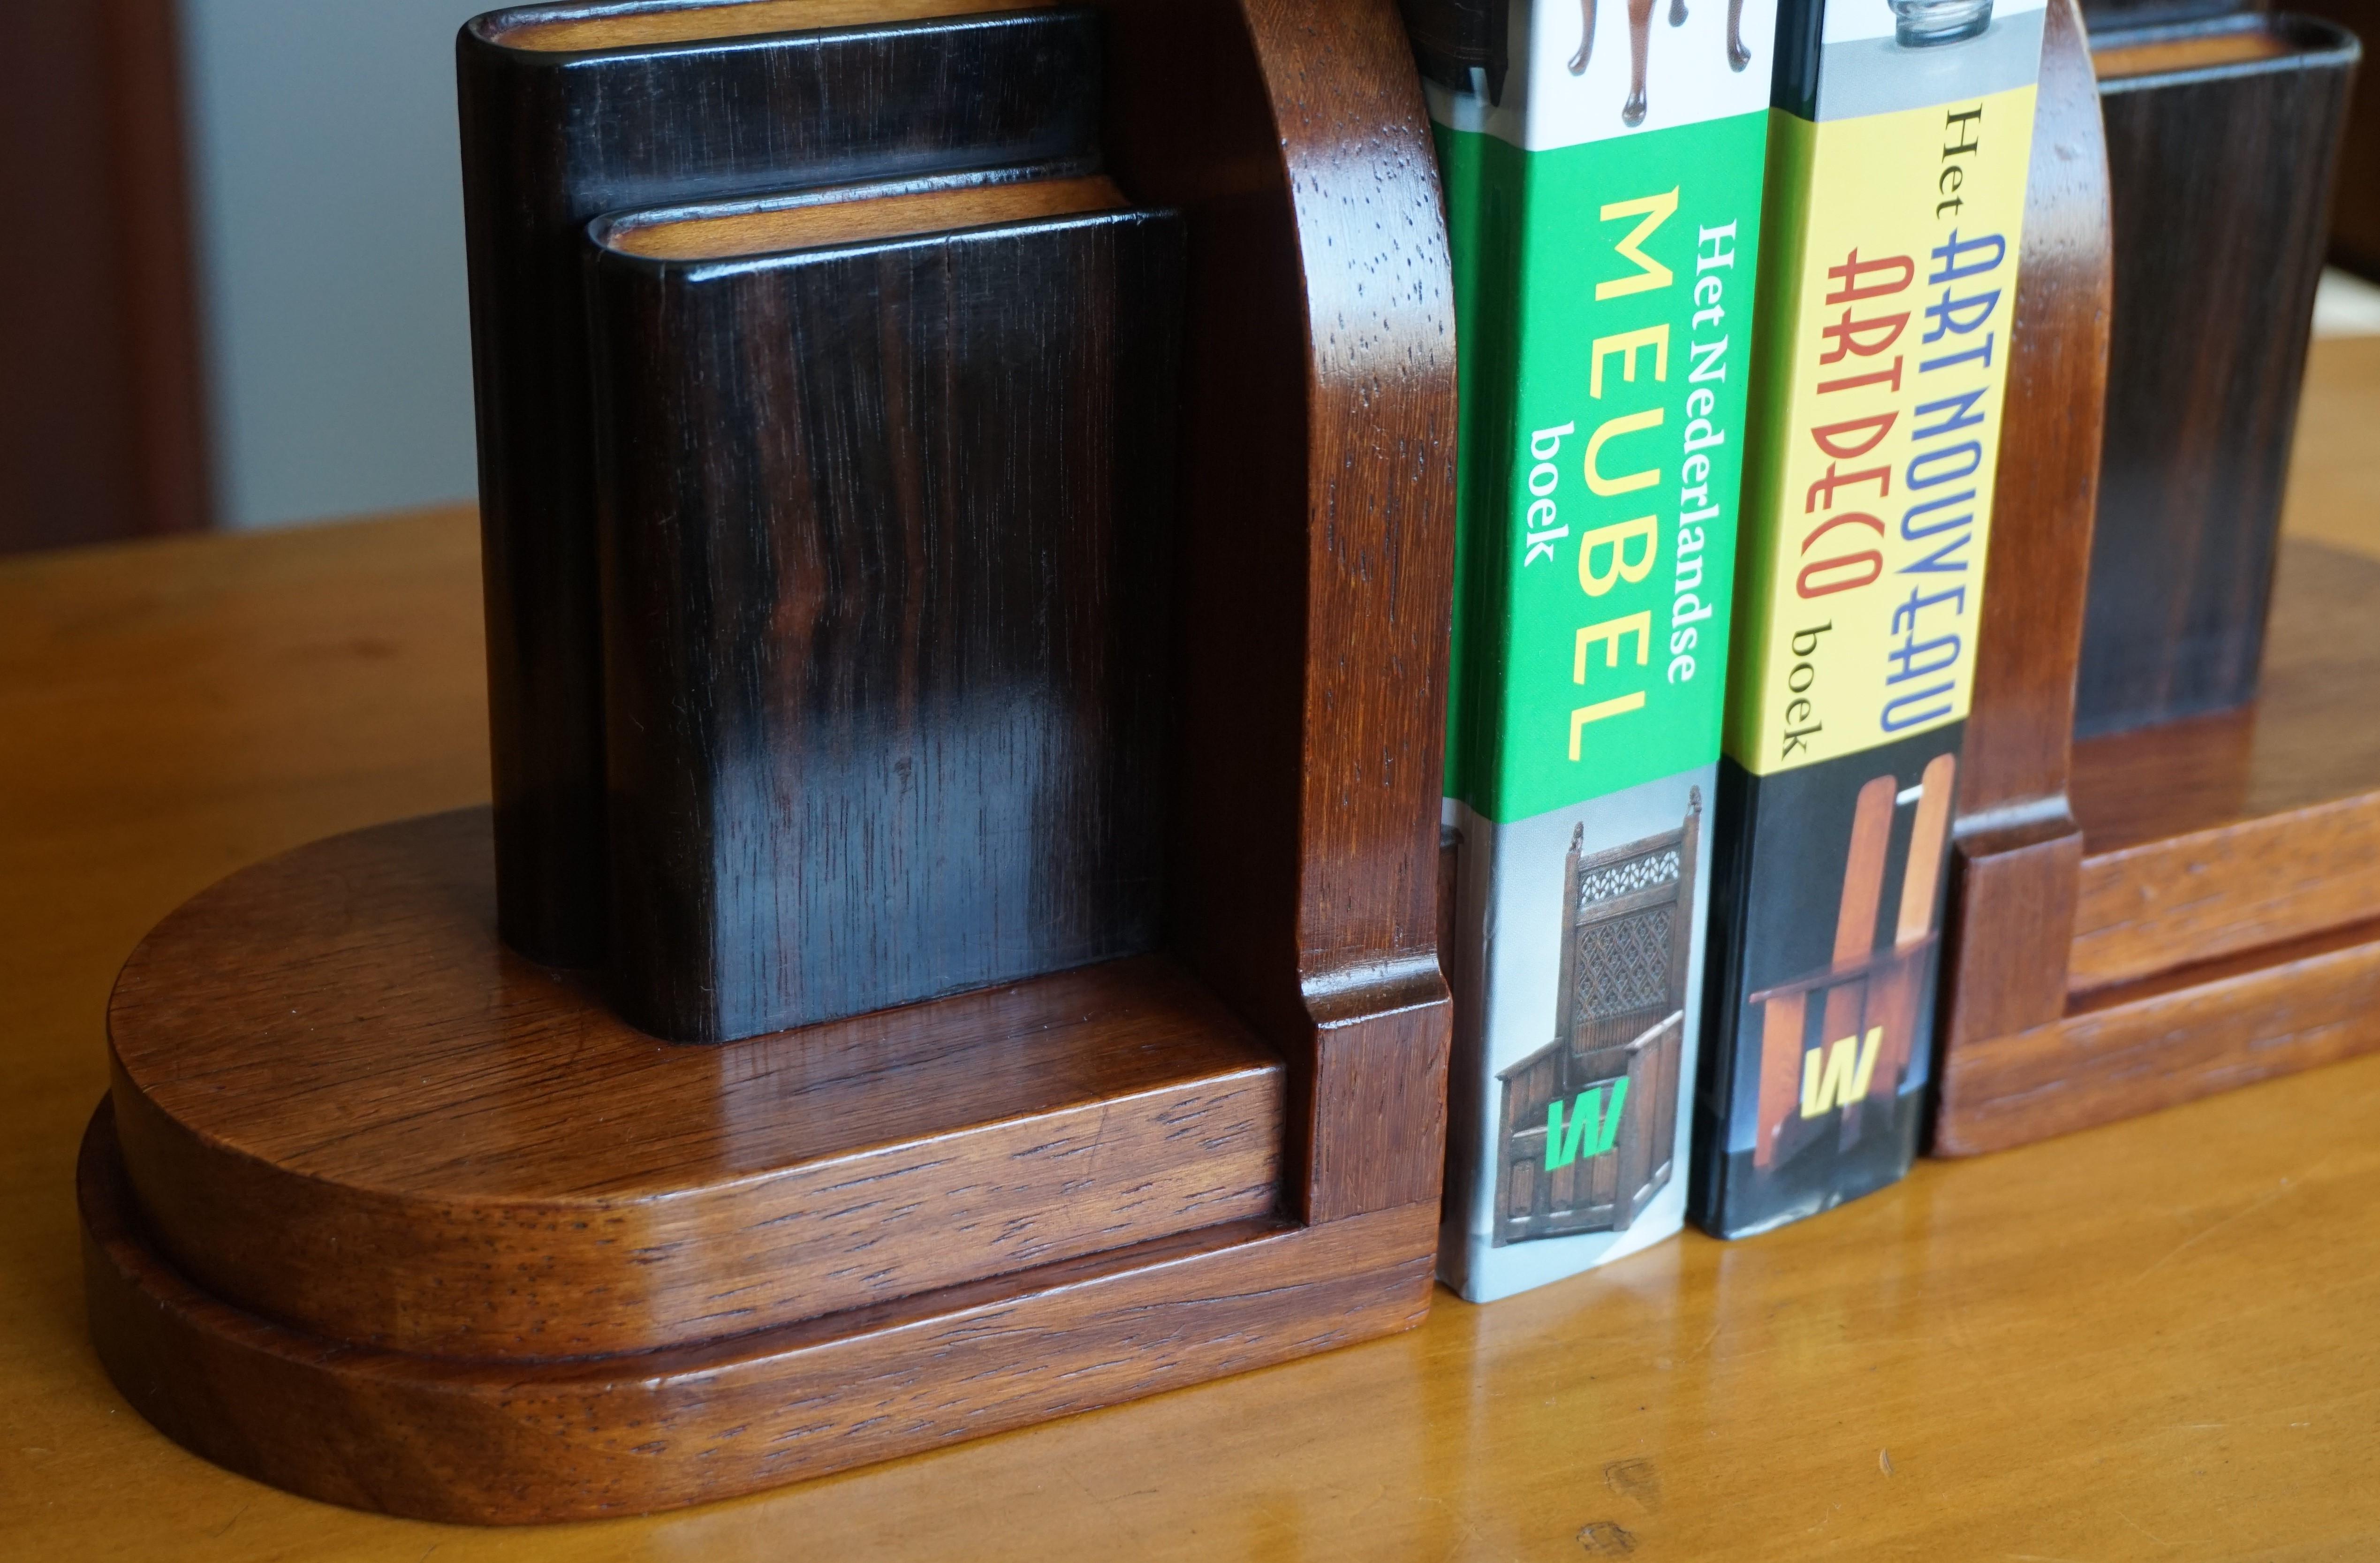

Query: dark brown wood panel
left=457, top=5, right=1107, bottom=965
left=1088, top=0, right=1457, bottom=1224
left=2074, top=14, right=2357, bottom=735
left=1941, top=540, right=2380, bottom=1151
left=80, top=0, right=1459, bottom=1522
left=586, top=190, right=1180, bottom=1042
left=108, top=809, right=1285, bottom=1360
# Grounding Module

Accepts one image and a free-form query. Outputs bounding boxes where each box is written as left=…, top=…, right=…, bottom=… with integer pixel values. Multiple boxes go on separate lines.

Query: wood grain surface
left=0, top=0, right=212, bottom=553
left=2071, top=538, right=2380, bottom=853
left=1938, top=532, right=2380, bottom=1153
left=106, top=810, right=1282, bottom=1359
left=1939, top=914, right=2380, bottom=1155
left=586, top=188, right=1181, bottom=1041
left=456, top=3, right=1105, bottom=964
left=486, top=0, right=1048, bottom=52
left=68, top=0, right=1458, bottom=1523
left=2064, top=537, right=2380, bottom=969
left=2074, top=11, right=2357, bottom=735
left=1076, top=0, right=1457, bottom=1226
left=12, top=491, right=2380, bottom=1552
left=1935, top=0, right=2108, bottom=1075
left=87, top=1104, right=1432, bottom=1525
left=1936, top=15, right=2380, bottom=1160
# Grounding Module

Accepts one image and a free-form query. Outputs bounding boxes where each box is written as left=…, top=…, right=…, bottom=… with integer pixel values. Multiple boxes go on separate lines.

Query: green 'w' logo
left=1545, top=1079, right=1630, bottom=1170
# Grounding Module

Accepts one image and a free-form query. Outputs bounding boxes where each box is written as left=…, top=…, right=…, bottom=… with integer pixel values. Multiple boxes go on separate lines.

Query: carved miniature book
left=1693, top=0, right=2044, bottom=1237
left=1410, top=0, right=1779, bottom=1301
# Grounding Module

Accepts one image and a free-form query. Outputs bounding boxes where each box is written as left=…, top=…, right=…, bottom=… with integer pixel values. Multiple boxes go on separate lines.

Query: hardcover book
left=456, top=0, right=1102, bottom=966
left=1691, top=0, right=2046, bottom=1238
left=1412, top=0, right=1779, bottom=1302
left=584, top=176, right=1182, bottom=1043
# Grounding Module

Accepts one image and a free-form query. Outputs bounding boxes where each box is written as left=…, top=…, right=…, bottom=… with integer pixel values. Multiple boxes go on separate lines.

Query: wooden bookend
left=1933, top=0, right=2380, bottom=1155
left=78, top=0, right=1455, bottom=1525
left=2074, top=9, right=2357, bottom=734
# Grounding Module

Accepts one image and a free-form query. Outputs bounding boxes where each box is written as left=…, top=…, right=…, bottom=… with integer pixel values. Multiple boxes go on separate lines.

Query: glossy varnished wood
left=2070, top=537, right=2380, bottom=852
left=1939, top=915, right=2380, bottom=1154
left=19, top=510, right=2380, bottom=1556
left=85, top=1103, right=1433, bottom=1524
left=2072, top=11, right=2358, bottom=735
left=1087, top=0, right=1458, bottom=1224
left=457, top=3, right=1105, bottom=963
left=2065, top=541, right=2380, bottom=990
left=1937, top=0, right=2110, bottom=1071
left=106, top=809, right=1281, bottom=1359
left=1939, top=539, right=2380, bottom=1151
left=85, top=0, right=1458, bottom=1519
left=1935, top=13, right=2380, bottom=1158
left=585, top=185, right=1180, bottom=1041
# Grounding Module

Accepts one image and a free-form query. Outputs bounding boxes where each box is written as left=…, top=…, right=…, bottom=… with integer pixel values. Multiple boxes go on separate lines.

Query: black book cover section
left=584, top=205, right=1184, bottom=1045
left=1391, top=0, right=1510, bottom=103
left=456, top=4, right=1103, bottom=965
left=1690, top=726, right=1962, bottom=1239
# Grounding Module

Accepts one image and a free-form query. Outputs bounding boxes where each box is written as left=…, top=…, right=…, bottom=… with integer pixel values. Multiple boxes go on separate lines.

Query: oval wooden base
left=105, top=809, right=1288, bottom=1359
left=84, top=808, right=1438, bottom=1520
left=83, top=1100, right=1434, bottom=1523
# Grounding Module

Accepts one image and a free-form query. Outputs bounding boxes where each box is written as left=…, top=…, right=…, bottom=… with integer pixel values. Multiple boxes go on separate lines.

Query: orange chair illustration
left=1748, top=754, right=1956, bottom=1169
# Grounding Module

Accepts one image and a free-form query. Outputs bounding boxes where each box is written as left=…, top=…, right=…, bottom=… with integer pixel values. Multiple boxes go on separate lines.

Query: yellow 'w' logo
left=1799, top=1027, right=1883, bottom=1119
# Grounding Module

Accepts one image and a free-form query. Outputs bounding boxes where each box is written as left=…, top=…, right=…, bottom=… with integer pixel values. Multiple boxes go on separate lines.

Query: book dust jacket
left=1692, top=0, right=2046, bottom=1238
left=1416, top=0, right=1779, bottom=1301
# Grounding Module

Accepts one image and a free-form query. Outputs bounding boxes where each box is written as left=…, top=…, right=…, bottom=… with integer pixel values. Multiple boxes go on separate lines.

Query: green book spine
left=1691, top=0, right=2047, bottom=1239
left=1416, top=0, right=1777, bottom=1302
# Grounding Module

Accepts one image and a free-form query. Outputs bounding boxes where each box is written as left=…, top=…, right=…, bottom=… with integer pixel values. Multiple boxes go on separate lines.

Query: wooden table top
left=8, top=339, right=2380, bottom=1561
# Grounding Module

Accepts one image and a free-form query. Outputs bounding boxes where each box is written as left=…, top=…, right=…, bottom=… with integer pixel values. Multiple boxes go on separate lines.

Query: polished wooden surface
left=1934, top=9, right=2380, bottom=1158
left=588, top=189, right=1178, bottom=1041
left=2075, top=10, right=2356, bottom=735
left=11, top=416, right=2380, bottom=1547
left=87, top=1103, right=1431, bottom=1525
left=457, top=2, right=1104, bottom=964
left=1089, top=0, right=1457, bottom=1227
left=1936, top=327, right=2380, bottom=1153
left=1937, top=0, right=2108, bottom=1065
left=106, top=810, right=1281, bottom=1359
left=76, top=0, right=1456, bottom=1521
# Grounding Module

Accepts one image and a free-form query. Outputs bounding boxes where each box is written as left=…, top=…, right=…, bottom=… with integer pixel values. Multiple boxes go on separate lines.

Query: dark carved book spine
left=584, top=205, right=1183, bottom=1043
left=455, top=5, right=1103, bottom=965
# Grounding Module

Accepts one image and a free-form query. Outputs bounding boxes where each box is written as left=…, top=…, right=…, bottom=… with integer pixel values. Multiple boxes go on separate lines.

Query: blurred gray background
left=184, top=0, right=482, bottom=530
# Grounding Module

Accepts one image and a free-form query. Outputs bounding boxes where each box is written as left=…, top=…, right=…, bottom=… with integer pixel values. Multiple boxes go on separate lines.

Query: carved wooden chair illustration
left=1569, top=0, right=1753, bottom=126
left=1494, top=790, right=1700, bottom=1244
left=1750, top=753, right=1956, bottom=1169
